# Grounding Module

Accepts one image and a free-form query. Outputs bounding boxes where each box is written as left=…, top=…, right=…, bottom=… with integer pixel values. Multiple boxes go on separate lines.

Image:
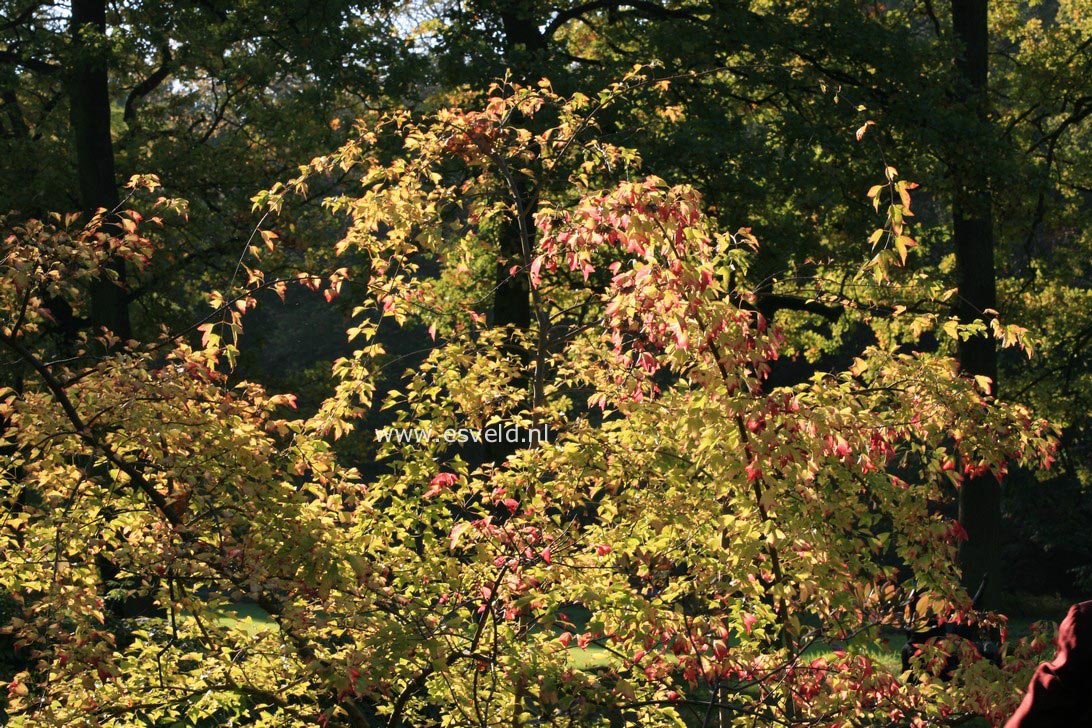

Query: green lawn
left=212, top=601, right=277, bottom=635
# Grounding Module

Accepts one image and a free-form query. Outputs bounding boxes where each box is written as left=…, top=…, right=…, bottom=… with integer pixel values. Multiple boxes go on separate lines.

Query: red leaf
left=745, top=462, right=762, bottom=482
left=529, top=256, right=544, bottom=288
left=425, top=472, right=458, bottom=498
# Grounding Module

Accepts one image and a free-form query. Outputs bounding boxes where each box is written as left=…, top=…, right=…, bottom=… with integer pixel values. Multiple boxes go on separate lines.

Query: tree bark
left=950, top=0, right=1001, bottom=609
left=69, top=0, right=131, bottom=340
left=69, top=0, right=150, bottom=621
left=492, top=215, right=533, bottom=329
left=490, top=1, right=547, bottom=331
left=498, top=0, right=548, bottom=58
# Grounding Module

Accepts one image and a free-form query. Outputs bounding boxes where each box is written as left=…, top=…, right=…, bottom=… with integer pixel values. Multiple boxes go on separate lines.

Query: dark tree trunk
left=490, top=1, right=548, bottom=332
left=951, top=0, right=1001, bottom=609
left=69, top=0, right=152, bottom=621
left=471, top=1, right=549, bottom=466
left=498, top=1, right=549, bottom=59
left=492, top=216, right=533, bottom=329
left=69, top=0, right=130, bottom=340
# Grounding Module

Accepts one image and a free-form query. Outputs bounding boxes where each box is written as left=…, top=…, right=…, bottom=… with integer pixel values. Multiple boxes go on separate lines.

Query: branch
left=1026, top=96, right=1092, bottom=155
left=544, top=0, right=697, bottom=40
left=1, top=89, right=30, bottom=138
left=385, top=562, right=509, bottom=727
left=920, top=0, right=942, bottom=38
left=124, top=45, right=173, bottom=125
left=0, top=48, right=60, bottom=75
left=0, top=2, right=42, bottom=34
left=746, top=291, right=843, bottom=321
left=693, top=305, right=796, bottom=720
left=0, top=331, right=181, bottom=525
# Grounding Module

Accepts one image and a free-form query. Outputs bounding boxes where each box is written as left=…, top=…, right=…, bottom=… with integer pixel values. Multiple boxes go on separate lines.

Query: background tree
left=950, top=0, right=1001, bottom=608
left=69, top=0, right=128, bottom=337
left=0, top=0, right=411, bottom=333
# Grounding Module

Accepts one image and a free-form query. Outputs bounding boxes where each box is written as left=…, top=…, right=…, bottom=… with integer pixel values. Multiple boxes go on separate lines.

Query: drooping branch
left=123, top=44, right=174, bottom=125
left=747, top=291, right=843, bottom=321
left=0, top=1, right=43, bottom=34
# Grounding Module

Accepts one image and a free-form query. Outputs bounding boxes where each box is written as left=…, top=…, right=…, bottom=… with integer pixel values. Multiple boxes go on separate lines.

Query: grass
left=206, top=597, right=1056, bottom=671
left=212, top=601, right=276, bottom=635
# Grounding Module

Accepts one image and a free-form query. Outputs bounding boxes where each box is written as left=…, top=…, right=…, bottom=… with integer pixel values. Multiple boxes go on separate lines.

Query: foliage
left=0, top=0, right=414, bottom=331
left=0, top=77, right=1060, bottom=726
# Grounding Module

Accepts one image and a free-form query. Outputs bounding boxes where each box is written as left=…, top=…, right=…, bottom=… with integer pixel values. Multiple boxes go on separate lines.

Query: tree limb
left=545, top=0, right=697, bottom=41
left=0, top=48, right=60, bottom=74
left=0, top=331, right=181, bottom=525
left=124, top=44, right=174, bottom=125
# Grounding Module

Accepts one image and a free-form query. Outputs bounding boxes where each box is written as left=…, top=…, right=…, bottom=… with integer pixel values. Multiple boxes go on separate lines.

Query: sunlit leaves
left=0, top=77, right=1061, bottom=727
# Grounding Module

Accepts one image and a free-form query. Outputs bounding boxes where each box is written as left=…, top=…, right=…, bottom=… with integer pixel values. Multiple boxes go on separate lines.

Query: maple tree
left=4, top=4, right=1087, bottom=567
left=412, top=6, right=1091, bottom=601
left=0, top=74, right=1061, bottom=726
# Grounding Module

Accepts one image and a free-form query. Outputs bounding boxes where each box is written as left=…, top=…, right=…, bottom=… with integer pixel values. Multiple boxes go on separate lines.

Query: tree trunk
left=69, top=0, right=152, bottom=621
left=69, top=0, right=130, bottom=340
left=950, top=0, right=1001, bottom=609
left=492, top=216, right=533, bottom=329
left=490, top=1, right=547, bottom=331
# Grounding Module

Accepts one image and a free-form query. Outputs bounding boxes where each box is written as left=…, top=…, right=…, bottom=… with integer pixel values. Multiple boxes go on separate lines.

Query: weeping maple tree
left=1, top=74, right=1059, bottom=726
